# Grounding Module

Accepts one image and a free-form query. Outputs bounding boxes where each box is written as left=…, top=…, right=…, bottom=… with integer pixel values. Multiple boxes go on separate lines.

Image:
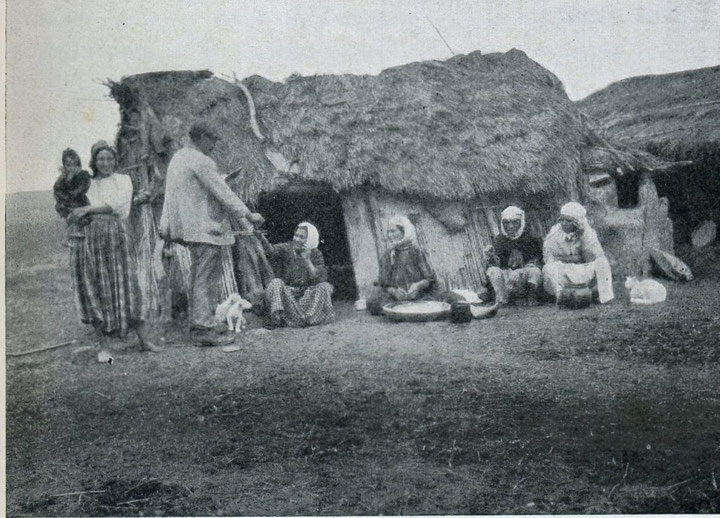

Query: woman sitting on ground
left=367, top=215, right=439, bottom=315
left=484, top=206, right=543, bottom=306
left=260, top=222, right=335, bottom=328
left=66, top=140, right=160, bottom=351
left=542, top=202, right=614, bottom=305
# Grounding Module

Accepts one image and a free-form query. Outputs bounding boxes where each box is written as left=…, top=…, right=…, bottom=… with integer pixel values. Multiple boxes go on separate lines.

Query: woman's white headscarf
left=559, top=202, right=590, bottom=240
left=297, top=222, right=320, bottom=250
left=387, top=215, right=417, bottom=249
left=500, top=206, right=525, bottom=240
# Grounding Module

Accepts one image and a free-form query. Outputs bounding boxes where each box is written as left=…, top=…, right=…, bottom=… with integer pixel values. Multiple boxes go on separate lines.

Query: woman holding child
left=66, top=140, right=160, bottom=351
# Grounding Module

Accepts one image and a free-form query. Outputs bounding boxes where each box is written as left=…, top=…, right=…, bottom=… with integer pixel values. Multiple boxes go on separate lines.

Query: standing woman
left=67, top=140, right=160, bottom=351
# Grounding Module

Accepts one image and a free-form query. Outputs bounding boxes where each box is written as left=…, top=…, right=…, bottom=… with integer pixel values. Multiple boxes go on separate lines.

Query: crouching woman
left=542, top=202, right=614, bottom=305
left=484, top=206, right=543, bottom=305
left=367, top=215, right=441, bottom=315
left=260, top=222, right=334, bottom=328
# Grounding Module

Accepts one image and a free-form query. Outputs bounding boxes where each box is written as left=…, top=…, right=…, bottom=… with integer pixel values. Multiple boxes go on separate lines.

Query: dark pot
left=450, top=302, right=473, bottom=323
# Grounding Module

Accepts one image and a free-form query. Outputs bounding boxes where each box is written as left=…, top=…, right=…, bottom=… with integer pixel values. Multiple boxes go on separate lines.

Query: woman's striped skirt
left=73, top=215, right=146, bottom=337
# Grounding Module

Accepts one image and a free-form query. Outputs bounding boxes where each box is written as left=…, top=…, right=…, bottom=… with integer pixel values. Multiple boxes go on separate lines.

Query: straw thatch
left=577, top=65, right=720, bottom=162
left=108, top=50, right=589, bottom=204
left=108, top=49, right=678, bottom=205
left=245, top=49, right=588, bottom=201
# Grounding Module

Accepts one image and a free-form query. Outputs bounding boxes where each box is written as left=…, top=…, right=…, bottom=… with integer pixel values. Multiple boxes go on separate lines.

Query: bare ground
left=5, top=246, right=720, bottom=516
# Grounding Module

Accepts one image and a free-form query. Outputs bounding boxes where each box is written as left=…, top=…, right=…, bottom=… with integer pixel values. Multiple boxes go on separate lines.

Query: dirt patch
left=6, top=251, right=720, bottom=515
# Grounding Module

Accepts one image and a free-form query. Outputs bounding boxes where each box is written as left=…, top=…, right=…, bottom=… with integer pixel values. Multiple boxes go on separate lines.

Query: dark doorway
left=655, top=163, right=720, bottom=245
left=256, top=182, right=358, bottom=300
left=616, top=172, right=640, bottom=208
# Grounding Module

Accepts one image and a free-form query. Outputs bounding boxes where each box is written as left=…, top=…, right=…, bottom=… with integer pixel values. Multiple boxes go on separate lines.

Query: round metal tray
left=382, top=301, right=451, bottom=322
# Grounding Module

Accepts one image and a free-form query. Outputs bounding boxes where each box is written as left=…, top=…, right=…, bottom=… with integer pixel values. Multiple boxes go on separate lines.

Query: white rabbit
left=625, top=276, right=667, bottom=305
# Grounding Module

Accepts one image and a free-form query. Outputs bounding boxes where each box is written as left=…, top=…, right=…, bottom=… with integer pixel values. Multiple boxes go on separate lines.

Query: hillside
left=5, top=190, right=69, bottom=273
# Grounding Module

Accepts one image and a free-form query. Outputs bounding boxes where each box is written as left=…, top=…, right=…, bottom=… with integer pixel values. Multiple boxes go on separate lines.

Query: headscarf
left=89, top=140, right=118, bottom=175
left=500, top=205, right=525, bottom=240
left=297, top=222, right=320, bottom=250
left=559, top=202, right=589, bottom=240
left=387, top=215, right=417, bottom=250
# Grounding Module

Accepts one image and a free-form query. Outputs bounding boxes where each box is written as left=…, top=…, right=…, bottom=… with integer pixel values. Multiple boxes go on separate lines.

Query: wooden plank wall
left=340, top=189, right=381, bottom=300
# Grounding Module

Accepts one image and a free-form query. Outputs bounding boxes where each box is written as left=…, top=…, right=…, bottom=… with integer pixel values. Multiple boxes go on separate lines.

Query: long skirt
left=233, top=235, right=274, bottom=298
left=265, top=278, right=334, bottom=327
left=542, top=258, right=614, bottom=304
left=75, top=215, right=146, bottom=337
left=486, top=265, right=542, bottom=304
left=161, top=241, right=192, bottom=296
left=220, top=246, right=239, bottom=300
left=129, top=201, right=161, bottom=317
left=161, top=242, right=237, bottom=303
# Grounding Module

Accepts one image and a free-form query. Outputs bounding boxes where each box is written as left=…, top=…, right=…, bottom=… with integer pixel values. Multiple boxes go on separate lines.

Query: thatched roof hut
left=577, top=65, right=720, bottom=243
left=109, top=49, right=678, bottom=301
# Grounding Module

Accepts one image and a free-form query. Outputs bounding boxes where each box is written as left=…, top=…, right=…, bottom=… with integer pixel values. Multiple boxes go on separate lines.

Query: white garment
left=543, top=258, right=614, bottom=304
left=160, top=146, right=251, bottom=246
left=86, top=173, right=133, bottom=220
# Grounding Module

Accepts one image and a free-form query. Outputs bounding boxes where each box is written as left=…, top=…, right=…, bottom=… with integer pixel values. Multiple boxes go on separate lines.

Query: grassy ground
left=5, top=193, right=720, bottom=515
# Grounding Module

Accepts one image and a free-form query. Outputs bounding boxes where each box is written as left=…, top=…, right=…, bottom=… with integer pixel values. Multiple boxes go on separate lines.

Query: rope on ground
left=6, top=340, right=77, bottom=357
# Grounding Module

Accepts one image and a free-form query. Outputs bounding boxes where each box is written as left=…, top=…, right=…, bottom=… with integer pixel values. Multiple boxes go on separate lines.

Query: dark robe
left=53, top=170, right=91, bottom=218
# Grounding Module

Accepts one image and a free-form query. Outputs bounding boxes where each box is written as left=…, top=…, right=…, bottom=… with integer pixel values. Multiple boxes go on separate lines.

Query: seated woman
left=367, top=215, right=438, bottom=315
left=484, top=206, right=543, bottom=305
left=542, top=202, right=614, bottom=305
left=260, top=222, right=334, bottom=328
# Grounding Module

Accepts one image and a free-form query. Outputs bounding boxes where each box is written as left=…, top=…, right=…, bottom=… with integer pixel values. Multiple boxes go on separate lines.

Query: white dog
left=215, top=293, right=253, bottom=332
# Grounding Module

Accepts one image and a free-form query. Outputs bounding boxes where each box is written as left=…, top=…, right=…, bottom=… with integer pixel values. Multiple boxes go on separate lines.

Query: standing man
left=160, top=122, right=264, bottom=346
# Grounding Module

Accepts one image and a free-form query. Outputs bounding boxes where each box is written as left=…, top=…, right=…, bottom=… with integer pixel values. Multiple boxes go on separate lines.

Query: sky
left=5, top=0, right=720, bottom=193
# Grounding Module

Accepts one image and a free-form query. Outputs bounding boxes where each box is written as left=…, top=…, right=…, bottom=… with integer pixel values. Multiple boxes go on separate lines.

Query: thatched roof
left=109, top=49, right=669, bottom=202
left=577, top=66, right=720, bottom=162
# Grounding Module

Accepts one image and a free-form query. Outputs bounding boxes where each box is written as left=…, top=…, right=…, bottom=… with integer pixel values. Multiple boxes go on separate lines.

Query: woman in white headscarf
left=484, top=206, right=543, bottom=305
left=260, top=222, right=334, bottom=327
left=542, top=202, right=614, bottom=304
left=367, top=215, right=439, bottom=315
